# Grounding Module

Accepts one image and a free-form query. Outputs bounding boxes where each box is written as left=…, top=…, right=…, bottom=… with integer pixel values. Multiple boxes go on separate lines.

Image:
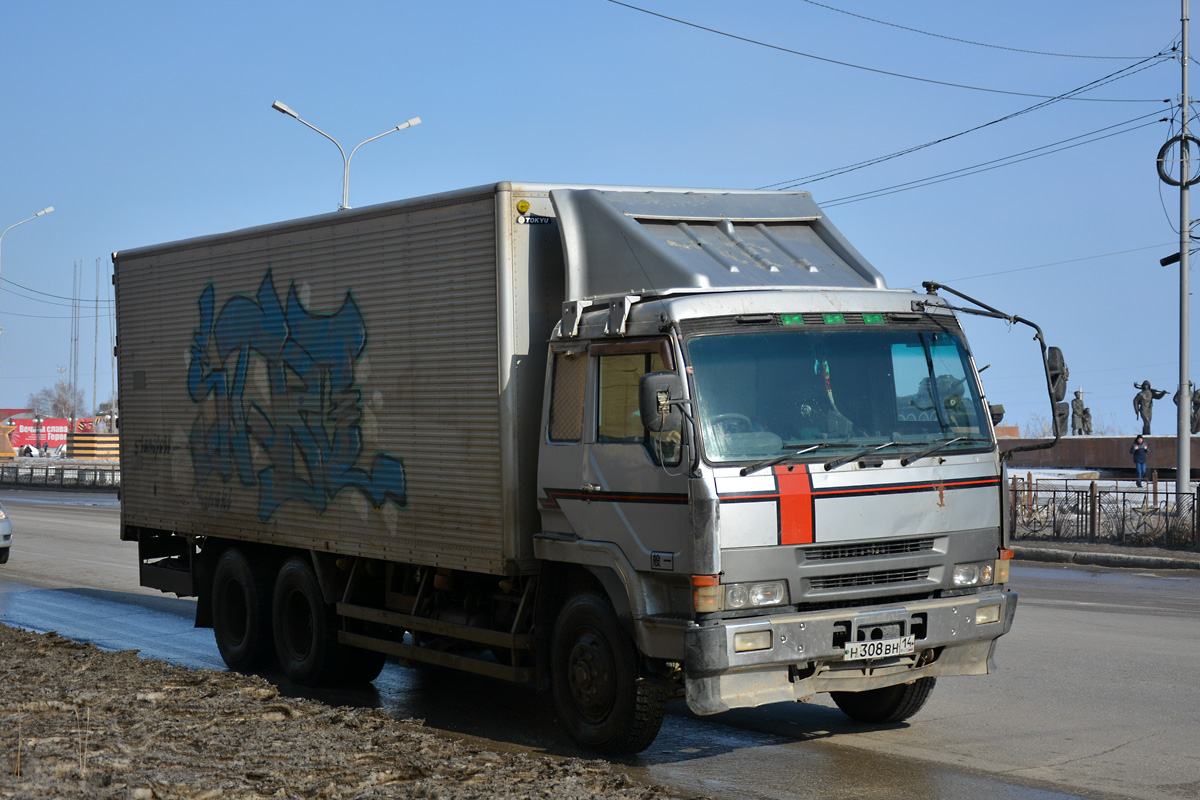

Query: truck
left=113, top=182, right=1066, bottom=754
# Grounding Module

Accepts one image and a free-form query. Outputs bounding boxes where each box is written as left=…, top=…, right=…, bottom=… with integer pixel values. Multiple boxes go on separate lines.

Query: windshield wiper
left=898, top=436, right=990, bottom=467
left=823, top=441, right=904, bottom=471
left=739, top=443, right=848, bottom=476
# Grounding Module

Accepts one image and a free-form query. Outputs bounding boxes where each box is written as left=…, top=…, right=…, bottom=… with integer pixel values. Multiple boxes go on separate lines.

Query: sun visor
left=549, top=188, right=886, bottom=302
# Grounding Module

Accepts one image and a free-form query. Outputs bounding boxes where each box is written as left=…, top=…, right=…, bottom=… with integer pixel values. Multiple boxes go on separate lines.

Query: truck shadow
left=282, top=658, right=908, bottom=765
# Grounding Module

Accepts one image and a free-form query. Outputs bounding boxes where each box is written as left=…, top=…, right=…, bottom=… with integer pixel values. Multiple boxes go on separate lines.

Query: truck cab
left=531, top=188, right=1019, bottom=751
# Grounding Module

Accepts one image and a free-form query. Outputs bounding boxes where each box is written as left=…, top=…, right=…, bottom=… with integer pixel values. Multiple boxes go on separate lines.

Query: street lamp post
left=0, top=206, right=54, bottom=395
left=271, top=101, right=421, bottom=210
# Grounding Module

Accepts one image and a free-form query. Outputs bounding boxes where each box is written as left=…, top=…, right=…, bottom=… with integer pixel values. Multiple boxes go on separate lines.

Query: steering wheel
left=712, top=413, right=753, bottom=434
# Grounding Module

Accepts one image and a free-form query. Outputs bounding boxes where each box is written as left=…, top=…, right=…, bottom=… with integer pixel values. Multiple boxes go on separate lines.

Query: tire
left=211, top=548, right=276, bottom=672
left=551, top=592, right=667, bottom=755
left=338, top=646, right=388, bottom=685
left=272, top=556, right=343, bottom=686
left=272, top=556, right=388, bottom=687
left=831, top=676, right=937, bottom=724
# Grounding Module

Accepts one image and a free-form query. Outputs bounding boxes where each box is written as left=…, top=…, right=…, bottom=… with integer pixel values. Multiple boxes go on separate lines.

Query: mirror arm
left=918, top=282, right=1063, bottom=458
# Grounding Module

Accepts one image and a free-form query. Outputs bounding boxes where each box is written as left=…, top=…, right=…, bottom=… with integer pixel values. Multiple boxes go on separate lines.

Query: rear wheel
left=551, top=592, right=666, bottom=754
left=272, top=556, right=386, bottom=686
left=273, top=556, right=341, bottom=686
left=831, top=677, right=937, bottom=723
left=211, top=547, right=275, bottom=672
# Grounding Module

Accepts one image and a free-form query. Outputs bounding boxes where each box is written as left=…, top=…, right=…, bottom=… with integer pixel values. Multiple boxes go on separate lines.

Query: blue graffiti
left=187, top=270, right=406, bottom=520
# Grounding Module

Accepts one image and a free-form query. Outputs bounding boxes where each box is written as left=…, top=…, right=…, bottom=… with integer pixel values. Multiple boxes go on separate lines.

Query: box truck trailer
left=113, top=182, right=1066, bottom=753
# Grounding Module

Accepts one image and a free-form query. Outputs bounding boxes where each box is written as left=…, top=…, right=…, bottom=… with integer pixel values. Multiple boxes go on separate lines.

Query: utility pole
left=1179, top=0, right=1192, bottom=496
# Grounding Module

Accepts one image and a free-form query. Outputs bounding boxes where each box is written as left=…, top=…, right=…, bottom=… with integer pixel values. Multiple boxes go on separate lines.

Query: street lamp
left=271, top=101, right=421, bottom=210
left=0, top=206, right=54, bottom=395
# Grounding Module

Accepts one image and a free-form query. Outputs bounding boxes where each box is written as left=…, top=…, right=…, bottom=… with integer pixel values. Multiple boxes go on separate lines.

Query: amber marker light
left=692, top=574, right=721, bottom=613
left=997, top=548, right=1014, bottom=583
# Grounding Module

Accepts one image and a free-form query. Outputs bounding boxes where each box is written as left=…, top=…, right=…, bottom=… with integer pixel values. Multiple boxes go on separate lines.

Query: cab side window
left=596, top=352, right=681, bottom=465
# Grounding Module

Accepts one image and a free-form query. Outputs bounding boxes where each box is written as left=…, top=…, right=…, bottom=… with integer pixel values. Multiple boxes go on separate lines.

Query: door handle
left=581, top=483, right=602, bottom=493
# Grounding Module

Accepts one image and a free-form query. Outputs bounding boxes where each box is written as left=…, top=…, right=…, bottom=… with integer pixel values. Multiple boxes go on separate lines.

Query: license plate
left=844, top=635, right=916, bottom=661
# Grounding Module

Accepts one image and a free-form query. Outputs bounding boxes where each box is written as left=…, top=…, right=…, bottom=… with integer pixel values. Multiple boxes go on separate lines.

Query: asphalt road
left=1, top=488, right=1196, bottom=800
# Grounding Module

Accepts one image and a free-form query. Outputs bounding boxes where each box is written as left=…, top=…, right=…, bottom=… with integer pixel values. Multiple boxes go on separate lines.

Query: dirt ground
left=0, top=625, right=692, bottom=800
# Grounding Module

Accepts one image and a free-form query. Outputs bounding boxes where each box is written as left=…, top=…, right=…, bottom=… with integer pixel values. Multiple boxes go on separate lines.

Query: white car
left=0, top=501, right=10, bottom=564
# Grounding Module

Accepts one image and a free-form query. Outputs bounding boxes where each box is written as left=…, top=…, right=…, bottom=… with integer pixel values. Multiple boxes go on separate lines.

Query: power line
left=799, top=0, right=1157, bottom=60
left=605, top=0, right=1168, bottom=101
left=0, top=309, right=112, bottom=320
left=760, top=55, right=1170, bottom=190
left=925, top=242, right=1181, bottom=284
left=0, top=276, right=81, bottom=303
left=821, top=115, right=1165, bottom=206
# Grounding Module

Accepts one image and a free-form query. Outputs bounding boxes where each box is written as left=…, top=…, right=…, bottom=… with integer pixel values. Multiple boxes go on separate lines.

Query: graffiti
left=196, top=488, right=233, bottom=512
left=133, top=436, right=174, bottom=455
left=187, top=270, right=406, bottom=520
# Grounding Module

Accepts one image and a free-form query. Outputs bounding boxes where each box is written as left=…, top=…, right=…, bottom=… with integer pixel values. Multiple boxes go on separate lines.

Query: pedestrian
left=1130, top=434, right=1148, bottom=487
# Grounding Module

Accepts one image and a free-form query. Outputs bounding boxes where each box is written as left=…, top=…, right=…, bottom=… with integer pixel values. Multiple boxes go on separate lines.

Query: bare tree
left=27, top=376, right=86, bottom=419
left=1021, top=413, right=1053, bottom=438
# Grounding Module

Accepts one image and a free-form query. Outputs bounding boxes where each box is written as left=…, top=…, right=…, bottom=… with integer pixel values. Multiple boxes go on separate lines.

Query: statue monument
left=1172, top=382, right=1200, bottom=435
left=1133, top=381, right=1168, bottom=435
left=1070, top=390, right=1091, bottom=436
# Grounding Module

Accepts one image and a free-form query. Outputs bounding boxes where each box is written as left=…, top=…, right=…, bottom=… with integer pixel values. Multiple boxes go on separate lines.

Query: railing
left=1010, top=477, right=1197, bottom=551
left=0, top=462, right=120, bottom=491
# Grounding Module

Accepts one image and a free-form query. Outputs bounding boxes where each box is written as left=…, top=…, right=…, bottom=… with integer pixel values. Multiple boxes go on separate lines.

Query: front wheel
left=831, top=677, right=937, bottom=723
left=551, top=592, right=666, bottom=755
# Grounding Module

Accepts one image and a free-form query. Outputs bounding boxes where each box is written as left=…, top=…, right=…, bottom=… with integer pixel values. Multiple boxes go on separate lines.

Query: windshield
left=686, top=325, right=991, bottom=465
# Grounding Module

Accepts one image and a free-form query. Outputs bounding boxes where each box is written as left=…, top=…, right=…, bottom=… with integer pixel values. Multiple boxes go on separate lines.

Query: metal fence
left=0, top=462, right=120, bottom=490
left=1010, top=478, right=1197, bottom=551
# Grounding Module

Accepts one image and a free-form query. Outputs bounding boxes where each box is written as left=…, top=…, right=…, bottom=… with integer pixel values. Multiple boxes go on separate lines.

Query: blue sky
left=0, top=1, right=1190, bottom=436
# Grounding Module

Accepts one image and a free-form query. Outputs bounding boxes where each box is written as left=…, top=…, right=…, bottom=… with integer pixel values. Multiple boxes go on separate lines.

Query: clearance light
left=780, top=314, right=805, bottom=325
left=975, top=604, right=1002, bottom=625
left=733, top=630, right=773, bottom=653
left=517, top=200, right=531, bottom=214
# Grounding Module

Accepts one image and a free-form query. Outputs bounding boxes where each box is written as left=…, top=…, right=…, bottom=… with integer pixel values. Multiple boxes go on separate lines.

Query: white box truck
left=113, top=182, right=1066, bottom=753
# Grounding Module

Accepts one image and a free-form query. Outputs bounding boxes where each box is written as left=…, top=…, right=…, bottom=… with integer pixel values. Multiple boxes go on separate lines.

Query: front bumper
left=684, top=588, right=1017, bottom=715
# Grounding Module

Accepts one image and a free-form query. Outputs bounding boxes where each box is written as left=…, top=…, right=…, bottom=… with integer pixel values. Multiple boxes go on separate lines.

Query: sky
left=0, top=1, right=1192, bottom=438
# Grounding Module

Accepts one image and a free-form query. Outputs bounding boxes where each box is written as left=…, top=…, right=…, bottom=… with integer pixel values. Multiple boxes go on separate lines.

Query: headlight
left=951, top=561, right=995, bottom=587
left=0, top=506, right=8, bottom=521
left=726, top=581, right=787, bottom=609
left=693, top=577, right=788, bottom=612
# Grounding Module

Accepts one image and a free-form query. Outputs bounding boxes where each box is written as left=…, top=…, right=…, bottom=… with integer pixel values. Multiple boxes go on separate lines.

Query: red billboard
left=6, top=418, right=96, bottom=451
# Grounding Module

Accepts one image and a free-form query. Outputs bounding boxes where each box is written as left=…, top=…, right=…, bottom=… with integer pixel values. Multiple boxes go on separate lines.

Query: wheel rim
left=566, top=627, right=617, bottom=722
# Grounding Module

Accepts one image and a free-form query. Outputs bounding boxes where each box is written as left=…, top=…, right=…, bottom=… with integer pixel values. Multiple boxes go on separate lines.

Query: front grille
left=810, top=568, right=930, bottom=590
left=805, top=538, right=936, bottom=561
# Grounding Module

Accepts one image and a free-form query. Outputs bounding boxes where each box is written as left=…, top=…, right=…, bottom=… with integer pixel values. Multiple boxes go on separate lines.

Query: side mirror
left=1047, top=346, right=1068, bottom=403
left=639, top=372, right=684, bottom=433
left=989, top=404, right=1005, bottom=426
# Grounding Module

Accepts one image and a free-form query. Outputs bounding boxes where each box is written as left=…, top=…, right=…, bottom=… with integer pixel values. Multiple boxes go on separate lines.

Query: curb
left=1012, top=546, right=1200, bottom=571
